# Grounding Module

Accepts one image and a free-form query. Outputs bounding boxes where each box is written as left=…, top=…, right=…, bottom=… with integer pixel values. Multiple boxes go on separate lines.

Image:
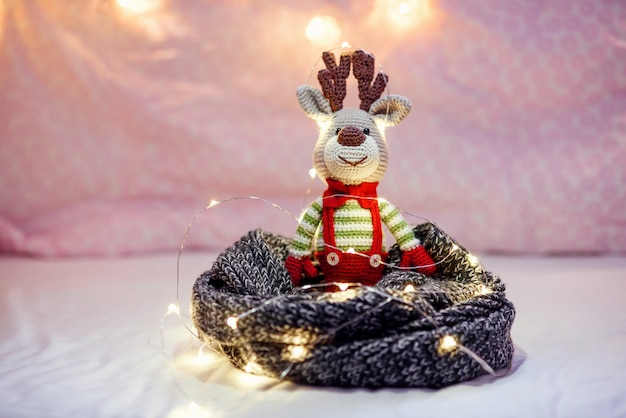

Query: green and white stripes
left=379, top=199, right=420, bottom=250
left=290, top=198, right=323, bottom=257
left=289, top=197, right=420, bottom=257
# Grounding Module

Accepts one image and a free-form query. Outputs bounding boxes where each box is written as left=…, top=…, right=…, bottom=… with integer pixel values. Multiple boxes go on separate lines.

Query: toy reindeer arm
left=379, top=199, right=437, bottom=275
left=290, top=197, right=323, bottom=257
left=379, top=199, right=420, bottom=250
left=287, top=198, right=323, bottom=285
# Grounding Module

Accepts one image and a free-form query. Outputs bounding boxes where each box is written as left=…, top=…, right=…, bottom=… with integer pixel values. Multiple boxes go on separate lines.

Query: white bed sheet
left=1, top=252, right=625, bottom=418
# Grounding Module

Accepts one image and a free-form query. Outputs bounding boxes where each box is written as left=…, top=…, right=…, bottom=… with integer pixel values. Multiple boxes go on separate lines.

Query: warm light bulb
left=438, top=335, right=458, bottom=355
left=450, top=243, right=459, bottom=252
left=404, top=284, right=416, bottom=292
left=341, top=41, right=351, bottom=48
left=479, top=284, right=490, bottom=295
left=371, top=0, right=434, bottom=30
left=115, top=0, right=162, bottom=15
left=467, top=253, right=479, bottom=267
left=398, top=2, right=410, bottom=15
left=346, top=247, right=356, bottom=254
left=305, top=15, right=341, bottom=46
left=166, top=303, right=180, bottom=316
left=244, top=361, right=262, bottom=374
left=286, top=344, right=309, bottom=362
left=308, top=168, right=317, bottom=179
left=226, top=316, right=239, bottom=329
left=328, top=286, right=357, bottom=302
left=208, top=199, right=220, bottom=208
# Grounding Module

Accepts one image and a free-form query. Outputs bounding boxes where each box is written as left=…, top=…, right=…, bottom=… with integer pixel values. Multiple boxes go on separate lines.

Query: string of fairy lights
left=155, top=38, right=508, bottom=414
left=165, top=189, right=511, bottom=386
left=101, top=1, right=509, bottom=415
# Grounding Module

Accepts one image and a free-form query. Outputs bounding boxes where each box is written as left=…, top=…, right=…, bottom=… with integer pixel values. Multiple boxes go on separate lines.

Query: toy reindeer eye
left=363, top=128, right=370, bottom=135
left=335, top=128, right=341, bottom=135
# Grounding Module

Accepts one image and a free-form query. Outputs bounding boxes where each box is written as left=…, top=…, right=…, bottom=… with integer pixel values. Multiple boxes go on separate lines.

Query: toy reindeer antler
left=317, top=51, right=351, bottom=112
left=352, top=50, right=388, bottom=111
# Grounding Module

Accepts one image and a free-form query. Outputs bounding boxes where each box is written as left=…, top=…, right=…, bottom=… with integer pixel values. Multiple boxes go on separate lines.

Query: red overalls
left=316, top=180, right=387, bottom=286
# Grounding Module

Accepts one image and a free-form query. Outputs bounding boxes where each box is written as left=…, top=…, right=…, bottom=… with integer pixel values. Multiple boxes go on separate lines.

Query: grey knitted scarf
left=191, top=223, right=515, bottom=388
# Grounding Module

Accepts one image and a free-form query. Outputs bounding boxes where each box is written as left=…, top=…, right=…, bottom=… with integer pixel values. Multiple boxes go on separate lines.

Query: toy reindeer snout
left=337, top=126, right=366, bottom=147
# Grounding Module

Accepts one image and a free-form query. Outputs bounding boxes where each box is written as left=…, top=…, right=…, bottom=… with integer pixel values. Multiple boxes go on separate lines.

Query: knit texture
left=312, top=107, right=389, bottom=185
left=318, top=51, right=351, bottom=112
left=191, top=223, right=515, bottom=388
left=290, top=197, right=419, bottom=257
left=353, top=49, right=389, bottom=111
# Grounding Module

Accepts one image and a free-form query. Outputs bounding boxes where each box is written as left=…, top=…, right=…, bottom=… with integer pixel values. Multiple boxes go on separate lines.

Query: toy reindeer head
left=296, top=49, right=411, bottom=186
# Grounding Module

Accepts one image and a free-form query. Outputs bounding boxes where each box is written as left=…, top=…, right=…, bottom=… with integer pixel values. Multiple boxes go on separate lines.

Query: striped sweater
left=290, top=197, right=420, bottom=258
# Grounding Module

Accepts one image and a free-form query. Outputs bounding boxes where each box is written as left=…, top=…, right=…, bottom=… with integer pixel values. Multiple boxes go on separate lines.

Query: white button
left=327, top=252, right=340, bottom=266
left=370, top=254, right=382, bottom=268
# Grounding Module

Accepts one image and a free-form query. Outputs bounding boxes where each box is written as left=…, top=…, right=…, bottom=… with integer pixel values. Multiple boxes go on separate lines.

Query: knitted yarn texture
left=291, top=49, right=428, bottom=286
left=191, top=223, right=515, bottom=388
left=290, top=195, right=419, bottom=258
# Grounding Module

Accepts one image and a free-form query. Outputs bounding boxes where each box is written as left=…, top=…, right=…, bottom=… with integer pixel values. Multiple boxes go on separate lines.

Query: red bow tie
left=323, top=179, right=379, bottom=209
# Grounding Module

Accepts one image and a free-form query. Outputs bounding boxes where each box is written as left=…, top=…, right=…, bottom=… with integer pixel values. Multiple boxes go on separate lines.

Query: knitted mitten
left=286, top=255, right=318, bottom=286
left=400, top=246, right=436, bottom=276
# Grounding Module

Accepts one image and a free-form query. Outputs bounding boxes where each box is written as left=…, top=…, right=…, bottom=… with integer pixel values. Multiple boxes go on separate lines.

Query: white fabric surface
left=1, top=253, right=625, bottom=418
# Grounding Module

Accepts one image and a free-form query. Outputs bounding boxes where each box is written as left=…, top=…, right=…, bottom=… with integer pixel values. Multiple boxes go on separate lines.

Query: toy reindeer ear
left=296, top=85, right=333, bottom=122
left=369, top=95, right=411, bottom=127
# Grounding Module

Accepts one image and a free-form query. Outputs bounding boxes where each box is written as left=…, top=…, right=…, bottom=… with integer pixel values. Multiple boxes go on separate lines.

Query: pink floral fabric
left=1, top=0, right=625, bottom=256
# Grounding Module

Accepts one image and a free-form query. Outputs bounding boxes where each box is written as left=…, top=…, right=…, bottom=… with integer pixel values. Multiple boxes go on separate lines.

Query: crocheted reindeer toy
left=286, top=49, right=437, bottom=287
